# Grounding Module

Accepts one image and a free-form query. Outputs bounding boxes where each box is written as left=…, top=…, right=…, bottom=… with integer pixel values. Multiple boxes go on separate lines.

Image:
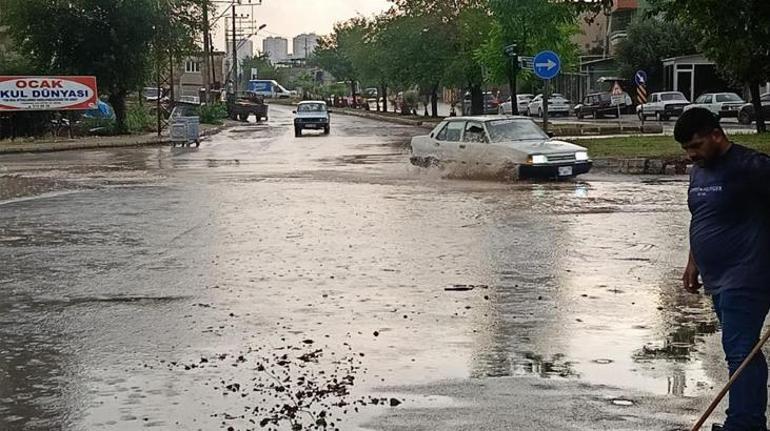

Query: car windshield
left=298, top=103, right=326, bottom=112
left=661, top=93, right=686, bottom=101
left=716, top=93, right=743, bottom=102
left=486, top=119, right=548, bottom=142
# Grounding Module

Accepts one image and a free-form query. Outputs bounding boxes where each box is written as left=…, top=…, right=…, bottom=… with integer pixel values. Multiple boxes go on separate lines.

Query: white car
left=527, top=93, right=570, bottom=117
left=637, top=91, right=690, bottom=121
left=683, top=92, right=745, bottom=119
left=409, top=115, right=592, bottom=179
left=498, top=94, right=534, bottom=115
left=293, top=101, right=331, bottom=137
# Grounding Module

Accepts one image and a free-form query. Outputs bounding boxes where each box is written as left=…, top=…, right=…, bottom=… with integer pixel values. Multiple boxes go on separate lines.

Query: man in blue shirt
left=677, top=107, right=770, bottom=431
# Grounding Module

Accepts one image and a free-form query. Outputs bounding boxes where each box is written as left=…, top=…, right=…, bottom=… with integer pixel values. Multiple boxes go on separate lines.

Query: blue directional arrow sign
left=533, top=50, right=561, bottom=80
left=634, top=70, right=648, bottom=86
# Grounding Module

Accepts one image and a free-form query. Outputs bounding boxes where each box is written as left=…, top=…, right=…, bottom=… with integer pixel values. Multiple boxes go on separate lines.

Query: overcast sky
left=212, top=0, right=391, bottom=54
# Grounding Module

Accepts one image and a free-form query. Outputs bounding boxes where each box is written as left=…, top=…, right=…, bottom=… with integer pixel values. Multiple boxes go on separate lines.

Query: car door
left=434, top=120, right=465, bottom=162
left=650, top=93, right=663, bottom=113
left=460, top=120, right=488, bottom=165
left=701, top=95, right=717, bottom=113
left=529, top=95, right=541, bottom=115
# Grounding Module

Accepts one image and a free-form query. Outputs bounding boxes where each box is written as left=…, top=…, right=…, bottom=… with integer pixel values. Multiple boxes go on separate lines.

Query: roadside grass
left=574, top=133, right=770, bottom=159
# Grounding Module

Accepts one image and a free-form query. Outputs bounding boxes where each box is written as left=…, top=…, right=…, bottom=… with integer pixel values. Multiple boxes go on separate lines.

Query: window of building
left=185, top=61, right=201, bottom=73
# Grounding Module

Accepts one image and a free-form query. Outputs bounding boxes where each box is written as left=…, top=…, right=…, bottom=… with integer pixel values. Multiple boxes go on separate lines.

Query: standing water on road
left=0, top=107, right=720, bottom=430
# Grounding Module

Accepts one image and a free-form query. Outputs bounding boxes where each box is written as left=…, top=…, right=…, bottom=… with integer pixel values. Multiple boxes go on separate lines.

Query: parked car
left=527, top=93, right=570, bottom=117
left=462, top=92, right=500, bottom=115
left=636, top=91, right=690, bottom=121
left=683, top=92, right=745, bottom=118
left=574, top=92, right=626, bottom=119
left=737, top=93, right=770, bottom=125
left=498, top=94, right=534, bottom=115
left=409, top=115, right=592, bottom=179
left=293, top=101, right=331, bottom=137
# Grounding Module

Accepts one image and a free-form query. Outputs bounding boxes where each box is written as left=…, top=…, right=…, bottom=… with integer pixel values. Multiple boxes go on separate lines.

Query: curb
left=594, top=157, right=691, bottom=175
left=0, top=123, right=228, bottom=155
left=335, top=109, right=439, bottom=129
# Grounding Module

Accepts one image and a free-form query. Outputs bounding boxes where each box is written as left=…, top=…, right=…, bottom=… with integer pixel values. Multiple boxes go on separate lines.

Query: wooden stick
left=691, top=328, right=770, bottom=431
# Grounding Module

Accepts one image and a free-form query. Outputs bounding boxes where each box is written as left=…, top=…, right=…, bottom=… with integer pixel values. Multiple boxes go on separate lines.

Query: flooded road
left=0, top=105, right=724, bottom=430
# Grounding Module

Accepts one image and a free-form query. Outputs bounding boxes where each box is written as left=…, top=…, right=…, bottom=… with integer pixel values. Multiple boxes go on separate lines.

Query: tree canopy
left=647, top=0, right=770, bottom=132
left=1, top=0, right=210, bottom=132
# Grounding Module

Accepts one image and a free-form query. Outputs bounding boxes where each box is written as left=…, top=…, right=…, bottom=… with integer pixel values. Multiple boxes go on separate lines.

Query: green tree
left=479, top=0, right=581, bottom=110
left=2, top=0, right=208, bottom=133
left=648, top=0, right=770, bottom=133
left=388, top=0, right=490, bottom=115
left=240, top=55, right=286, bottom=89
left=312, top=20, right=365, bottom=108
left=615, top=16, right=695, bottom=92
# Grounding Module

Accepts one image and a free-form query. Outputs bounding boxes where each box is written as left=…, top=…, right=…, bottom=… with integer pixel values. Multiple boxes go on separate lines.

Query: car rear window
left=298, top=103, right=326, bottom=112
left=716, top=93, right=743, bottom=103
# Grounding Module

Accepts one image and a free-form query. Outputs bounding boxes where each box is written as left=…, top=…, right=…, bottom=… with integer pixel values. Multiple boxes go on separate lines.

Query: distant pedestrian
left=677, top=107, right=770, bottom=431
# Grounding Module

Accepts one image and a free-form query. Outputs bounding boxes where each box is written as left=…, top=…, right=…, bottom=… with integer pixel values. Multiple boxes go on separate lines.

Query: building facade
left=263, top=37, right=288, bottom=62
left=174, top=51, right=226, bottom=100
left=292, top=33, right=319, bottom=59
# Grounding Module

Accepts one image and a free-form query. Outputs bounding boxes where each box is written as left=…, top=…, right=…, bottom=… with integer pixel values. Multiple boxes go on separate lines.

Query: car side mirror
left=327, top=110, right=333, bottom=114
left=546, top=132, right=554, bottom=138
left=292, top=110, right=297, bottom=114
left=430, top=133, right=434, bottom=138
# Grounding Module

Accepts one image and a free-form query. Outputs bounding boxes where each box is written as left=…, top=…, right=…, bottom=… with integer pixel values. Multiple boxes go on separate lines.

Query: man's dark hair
left=674, top=107, right=724, bottom=144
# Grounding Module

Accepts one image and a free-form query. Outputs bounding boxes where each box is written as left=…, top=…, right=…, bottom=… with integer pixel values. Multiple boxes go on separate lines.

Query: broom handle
left=691, top=328, right=770, bottom=431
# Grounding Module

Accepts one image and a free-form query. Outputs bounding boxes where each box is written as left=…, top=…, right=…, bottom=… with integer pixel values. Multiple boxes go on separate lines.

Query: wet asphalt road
left=0, top=105, right=730, bottom=430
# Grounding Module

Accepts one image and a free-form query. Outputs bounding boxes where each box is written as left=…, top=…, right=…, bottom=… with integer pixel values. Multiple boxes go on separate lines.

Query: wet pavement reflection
left=0, top=105, right=723, bottom=430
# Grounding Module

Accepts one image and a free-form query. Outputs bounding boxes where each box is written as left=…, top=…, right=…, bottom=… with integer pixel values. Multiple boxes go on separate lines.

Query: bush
left=79, top=117, right=117, bottom=136
left=126, top=103, right=155, bottom=133
left=197, top=103, right=228, bottom=125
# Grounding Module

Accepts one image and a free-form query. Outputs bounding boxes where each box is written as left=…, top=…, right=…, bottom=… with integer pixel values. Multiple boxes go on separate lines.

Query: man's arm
left=748, top=151, right=770, bottom=202
left=683, top=249, right=701, bottom=293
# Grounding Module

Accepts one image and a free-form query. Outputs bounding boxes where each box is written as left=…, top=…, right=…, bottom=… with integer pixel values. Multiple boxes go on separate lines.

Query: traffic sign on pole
left=611, top=82, right=624, bottom=106
left=533, top=51, right=561, bottom=80
left=519, top=56, right=534, bottom=70
left=634, top=70, right=648, bottom=86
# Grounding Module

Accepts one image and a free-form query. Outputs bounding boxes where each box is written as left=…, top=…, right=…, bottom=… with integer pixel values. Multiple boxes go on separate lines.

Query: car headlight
left=575, top=151, right=589, bottom=161
left=529, top=154, right=548, bottom=164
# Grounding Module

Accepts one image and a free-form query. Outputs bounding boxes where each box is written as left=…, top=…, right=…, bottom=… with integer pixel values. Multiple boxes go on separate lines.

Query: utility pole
left=232, top=3, right=238, bottom=92
left=202, top=1, right=212, bottom=102
left=504, top=43, right=519, bottom=115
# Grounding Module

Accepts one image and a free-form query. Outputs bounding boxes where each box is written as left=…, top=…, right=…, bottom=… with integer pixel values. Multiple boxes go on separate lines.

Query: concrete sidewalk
left=0, top=124, right=227, bottom=155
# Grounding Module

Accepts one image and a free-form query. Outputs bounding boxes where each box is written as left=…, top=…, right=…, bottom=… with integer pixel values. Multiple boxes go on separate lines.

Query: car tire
left=637, top=111, right=645, bottom=121
left=295, top=127, right=302, bottom=137
left=576, top=111, right=584, bottom=120
left=323, top=126, right=330, bottom=135
left=738, top=109, right=753, bottom=125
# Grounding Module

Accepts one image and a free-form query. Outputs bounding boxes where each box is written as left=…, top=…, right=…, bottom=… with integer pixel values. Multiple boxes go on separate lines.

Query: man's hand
left=683, top=251, right=701, bottom=294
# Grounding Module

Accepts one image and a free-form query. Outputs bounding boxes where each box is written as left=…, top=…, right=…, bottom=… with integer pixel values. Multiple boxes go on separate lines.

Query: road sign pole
left=532, top=51, right=561, bottom=134
left=634, top=70, right=648, bottom=128
left=543, top=79, right=551, bottom=133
